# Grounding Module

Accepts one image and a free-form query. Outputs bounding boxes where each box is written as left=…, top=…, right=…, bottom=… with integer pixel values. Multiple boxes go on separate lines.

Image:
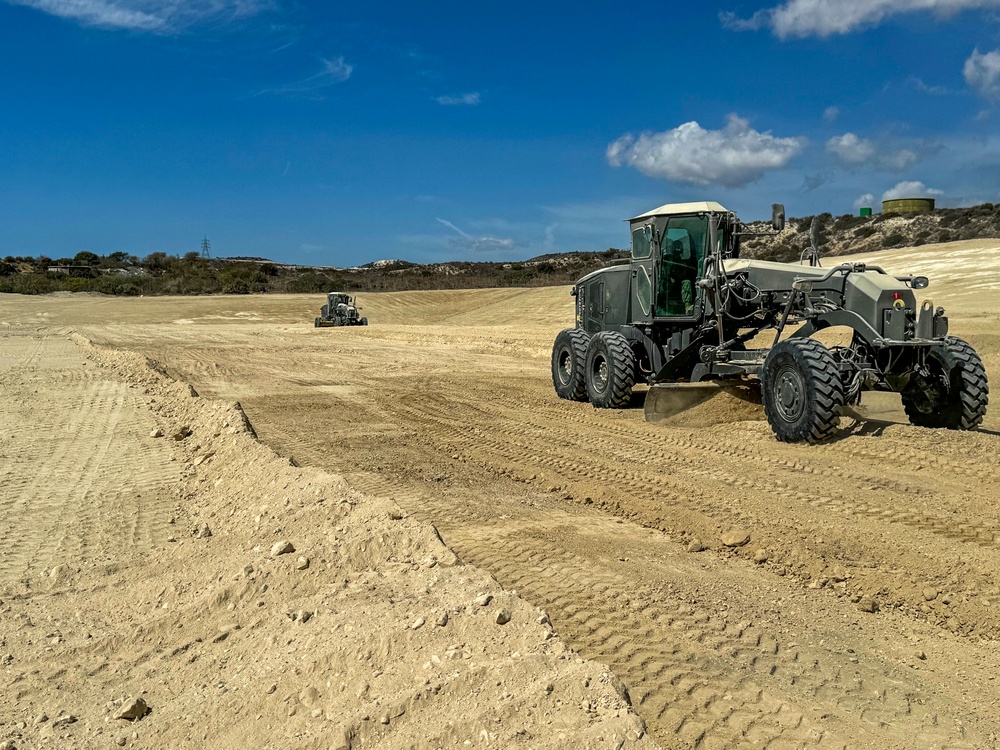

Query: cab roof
left=629, top=201, right=730, bottom=221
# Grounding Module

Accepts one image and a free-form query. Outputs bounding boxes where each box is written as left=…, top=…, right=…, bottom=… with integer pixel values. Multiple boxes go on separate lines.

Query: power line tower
left=200, top=236, right=212, bottom=259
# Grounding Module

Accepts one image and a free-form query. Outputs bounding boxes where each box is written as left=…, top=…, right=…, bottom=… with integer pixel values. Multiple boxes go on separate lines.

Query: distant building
left=47, top=265, right=98, bottom=277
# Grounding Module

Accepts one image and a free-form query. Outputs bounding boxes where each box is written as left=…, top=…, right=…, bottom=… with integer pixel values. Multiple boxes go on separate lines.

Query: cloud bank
left=722, top=0, right=1000, bottom=38
left=606, top=114, right=806, bottom=188
left=3, top=0, right=274, bottom=31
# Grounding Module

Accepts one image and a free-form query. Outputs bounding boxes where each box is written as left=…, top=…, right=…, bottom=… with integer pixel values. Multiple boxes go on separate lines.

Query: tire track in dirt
left=245, top=363, right=1000, bottom=640
left=379, top=378, right=1000, bottom=635
left=394, top=384, right=1000, bottom=552
left=0, top=337, right=179, bottom=584
left=345, top=471, right=979, bottom=749
left=0, top=333, right=46, bottom=371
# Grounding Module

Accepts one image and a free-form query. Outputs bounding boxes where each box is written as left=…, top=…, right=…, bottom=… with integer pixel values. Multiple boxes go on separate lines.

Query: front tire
left=762, top=338, right=844, bottom=443
left=585, top=332, right=636, bottom=408
left=360, top=317, right=369, bottom=326
left=551, top=328, right=589, bottom=401
left=901, top=336, right=988, bottom=430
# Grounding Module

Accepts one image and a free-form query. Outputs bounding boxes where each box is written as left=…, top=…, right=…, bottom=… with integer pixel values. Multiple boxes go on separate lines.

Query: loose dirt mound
left=0, top=333, right=652, bottom=749
left=655, top=385, right=765, bottom=428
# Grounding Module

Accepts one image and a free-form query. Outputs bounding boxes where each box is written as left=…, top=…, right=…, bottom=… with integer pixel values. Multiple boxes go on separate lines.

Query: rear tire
left=901, top=336, right=988, bottom=430
left=585, top=332, right=636, bottom=408
left=762, top=338, right=844, bottom=443
left=551, top=328, right=589, bottom=401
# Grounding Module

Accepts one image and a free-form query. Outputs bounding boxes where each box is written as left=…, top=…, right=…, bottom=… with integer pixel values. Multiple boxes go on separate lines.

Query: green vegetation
left=0, top=248, right=628, bottom=296
left=6, top=202, right=1000, bottom=297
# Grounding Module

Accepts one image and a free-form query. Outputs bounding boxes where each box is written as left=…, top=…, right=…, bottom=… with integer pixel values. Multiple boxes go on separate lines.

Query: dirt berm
left=0, top=333, right=651, bottom=749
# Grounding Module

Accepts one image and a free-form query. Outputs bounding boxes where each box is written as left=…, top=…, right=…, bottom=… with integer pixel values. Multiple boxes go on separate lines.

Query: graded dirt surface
left=2, top=239, right=1000, bottom=749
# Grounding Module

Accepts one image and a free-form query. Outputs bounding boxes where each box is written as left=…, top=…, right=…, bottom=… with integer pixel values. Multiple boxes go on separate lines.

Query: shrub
left=95, top=275, right=142, bottom=295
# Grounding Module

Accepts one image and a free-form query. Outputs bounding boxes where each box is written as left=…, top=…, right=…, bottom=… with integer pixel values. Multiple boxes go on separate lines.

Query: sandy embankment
left=0, top=331, right=652, bottom=749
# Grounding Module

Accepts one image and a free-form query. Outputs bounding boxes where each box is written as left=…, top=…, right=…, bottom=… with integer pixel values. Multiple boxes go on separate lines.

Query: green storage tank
left=882, top=197, right=935, bottom=214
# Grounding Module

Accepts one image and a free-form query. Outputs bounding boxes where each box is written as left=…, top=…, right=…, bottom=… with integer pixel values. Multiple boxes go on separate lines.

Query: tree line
left=0, top=249, right=628, bottom=296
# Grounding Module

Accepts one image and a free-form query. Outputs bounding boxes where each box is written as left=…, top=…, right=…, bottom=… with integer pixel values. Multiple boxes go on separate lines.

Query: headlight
left=911, top=276, right=929, bottom=289
left=792, top=278, right=814, bottom=293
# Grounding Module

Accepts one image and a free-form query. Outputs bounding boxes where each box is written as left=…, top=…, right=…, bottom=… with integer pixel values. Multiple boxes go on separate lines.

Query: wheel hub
left=774, top=366, right=804, bottom=422
left=559, top=351, right=572, bottom=383
left=593, top=356, right=608, bottom=391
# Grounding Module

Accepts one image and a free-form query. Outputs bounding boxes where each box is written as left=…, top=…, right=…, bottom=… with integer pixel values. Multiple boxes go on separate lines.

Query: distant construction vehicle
left=315, top=292, right=368, bottom=327
left=551, top=201, right=988, bottom=443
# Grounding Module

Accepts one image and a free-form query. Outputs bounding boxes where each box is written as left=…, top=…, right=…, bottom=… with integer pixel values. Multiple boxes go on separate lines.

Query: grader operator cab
left=551, top=201, right=988, bottom=443
left=315, top=292, right=368, bottom=328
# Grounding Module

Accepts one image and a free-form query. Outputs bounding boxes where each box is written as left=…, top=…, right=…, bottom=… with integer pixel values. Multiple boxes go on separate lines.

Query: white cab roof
left=629, top=201, right=730, bottom=221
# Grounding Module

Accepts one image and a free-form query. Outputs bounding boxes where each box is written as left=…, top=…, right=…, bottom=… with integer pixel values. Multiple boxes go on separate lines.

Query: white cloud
left=256, top=56, right=352, bottom=97
left=606, top=114, right=806, bottom=188
left=3, top=0, right=273, bottom=31
left=826, top=132, right=918, bottom=171
left=822, top=106, right=840, bottom=123
left=964, top=48, right=1000, bottom=99
left=906, top=76, right=952, bottom=95
left=827, top=133, right=875, bottom=164
left=721, top=0, right=1000, bottom=38
left=854, top=193, right=875, bottom=209
left=881, top=180, right=944, bottom=200
left=436, top=92, right=481, bottom=106
left=320, top=57, right=352, bottom=83
left=436, top=218, right=517, bottom=253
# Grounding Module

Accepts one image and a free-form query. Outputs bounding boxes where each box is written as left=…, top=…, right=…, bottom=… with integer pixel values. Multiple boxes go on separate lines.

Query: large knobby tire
left=901, top=336, right=988, bottom=430
left=761, top=338, right=845, bottom=443
left=551, top=328, right=589, bottom=401
left=585, top=331, right=636, bottom=408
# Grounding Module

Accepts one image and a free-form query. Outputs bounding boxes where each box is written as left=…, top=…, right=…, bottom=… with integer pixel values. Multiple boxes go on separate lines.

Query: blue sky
left=3, top=0, right=1000, bottom=265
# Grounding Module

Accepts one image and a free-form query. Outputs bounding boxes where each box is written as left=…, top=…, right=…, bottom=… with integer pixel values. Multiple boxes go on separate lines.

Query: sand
left=2, top=239, right=999, bottom=748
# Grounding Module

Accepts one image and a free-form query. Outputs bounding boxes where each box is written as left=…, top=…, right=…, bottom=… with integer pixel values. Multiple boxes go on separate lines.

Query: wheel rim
left=773, top=363, right=805, bottom=423
left=592, top=354, right=609, bottom=393
left=558, top=348, right=573, bottom=385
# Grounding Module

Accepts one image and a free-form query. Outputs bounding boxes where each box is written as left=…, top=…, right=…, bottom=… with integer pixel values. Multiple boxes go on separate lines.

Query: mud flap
left=643, top=382, right=727, bottom=423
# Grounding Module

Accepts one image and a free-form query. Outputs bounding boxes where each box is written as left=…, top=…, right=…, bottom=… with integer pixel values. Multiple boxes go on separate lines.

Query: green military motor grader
left=551, top=201, right=988, bottom=443
left=315, top=292, right=368, bottom=328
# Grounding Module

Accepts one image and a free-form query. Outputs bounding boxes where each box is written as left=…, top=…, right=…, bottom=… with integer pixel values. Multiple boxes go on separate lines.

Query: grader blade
left=643, top=382, right=725, bottom=423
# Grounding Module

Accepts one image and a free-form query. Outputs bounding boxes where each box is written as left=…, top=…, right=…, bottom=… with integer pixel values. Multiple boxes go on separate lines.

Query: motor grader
left=551, top=201, right=988, bottom=443
left=315, top=292, right=368, bottom=327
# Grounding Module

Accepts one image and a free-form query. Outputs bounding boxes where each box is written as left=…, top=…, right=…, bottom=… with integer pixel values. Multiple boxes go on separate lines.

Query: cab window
left=655, top=216, right=707, bottom=317
left=631, top=227, right=652, bottom=260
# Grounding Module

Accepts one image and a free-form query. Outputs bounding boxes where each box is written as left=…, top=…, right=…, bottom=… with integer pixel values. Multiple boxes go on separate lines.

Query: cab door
left=630, top=223, right=655, bottom=326
left=654, top=216, right=708, bottom=320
